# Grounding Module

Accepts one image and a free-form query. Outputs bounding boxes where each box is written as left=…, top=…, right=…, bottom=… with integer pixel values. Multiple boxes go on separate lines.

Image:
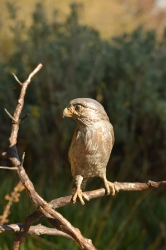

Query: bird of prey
left=63, top=98, right=117, bottom=205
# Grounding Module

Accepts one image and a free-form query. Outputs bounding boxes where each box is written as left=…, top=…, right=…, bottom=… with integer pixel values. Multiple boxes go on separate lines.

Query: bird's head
left=63, top=98, right=109, bottom=126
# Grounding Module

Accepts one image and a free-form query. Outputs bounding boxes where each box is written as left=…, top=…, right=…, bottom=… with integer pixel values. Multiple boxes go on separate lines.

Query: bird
left=63, top=98, right=117, bottom=205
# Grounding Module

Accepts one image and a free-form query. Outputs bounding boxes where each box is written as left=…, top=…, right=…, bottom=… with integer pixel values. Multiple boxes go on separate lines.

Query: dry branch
left=46, top=180, right=166, bottom=209
left=1, top=64, right=95, bottom=250
left=14, top=179, right=165, bottom=232
left=0, top=223, right=74, bottom=239
left=0, top=166, right=17, bottom=170
left=13, top=164, right=95, bottom=249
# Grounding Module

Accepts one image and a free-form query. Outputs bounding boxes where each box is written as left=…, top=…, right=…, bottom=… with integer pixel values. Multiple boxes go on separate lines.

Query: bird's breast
left=69, top=121, right=113, bottom=178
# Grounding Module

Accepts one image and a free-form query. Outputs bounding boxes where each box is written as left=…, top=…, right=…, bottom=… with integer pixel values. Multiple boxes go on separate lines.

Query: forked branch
left=1, top=64, right=95, bottom=250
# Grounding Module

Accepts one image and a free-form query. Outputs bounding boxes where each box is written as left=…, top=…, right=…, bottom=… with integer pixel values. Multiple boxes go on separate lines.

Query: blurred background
left=1, top=0, right=166, bottom=249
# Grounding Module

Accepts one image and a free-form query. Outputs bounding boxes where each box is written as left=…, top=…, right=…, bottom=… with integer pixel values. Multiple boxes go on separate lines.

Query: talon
left=104, top=180, right=118, bottom=196
left=78, top=192, right=85, bottom=205
left=72, top=187, right=89, bottom=205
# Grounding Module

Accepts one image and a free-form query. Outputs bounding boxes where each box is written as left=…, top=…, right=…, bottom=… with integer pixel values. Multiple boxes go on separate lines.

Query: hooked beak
left=63, top=108, right=72, bottom=118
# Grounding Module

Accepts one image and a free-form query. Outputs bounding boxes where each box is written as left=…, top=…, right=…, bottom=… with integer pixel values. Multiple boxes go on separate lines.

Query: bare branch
left=44, top=180, right=166, bottom=209
left=2, top=64, right=96, bottom=250
left=0, top=166, right=17, bottom=170
left=21, top=152, right=25, bottom=165
left=12, top=73, right=23, bottom=86
left=0, top=223, right=74, bottom=239
left=14, top=164, right=96, bottom=250
left=20, top=114, right=30, bottom=122
left=0, top=224, right=22, bottom=233
left=7, top=64, right=43, bottom=148
left=27, top=63, right=43, bottom=82
left=4, top=109, right=16, bottom=123
left=29, top=225, right=74, bottom=239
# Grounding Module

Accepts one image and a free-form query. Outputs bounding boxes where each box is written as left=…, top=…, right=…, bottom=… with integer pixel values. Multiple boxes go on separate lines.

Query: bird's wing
left=84, top=122, right=114, bottom=164
left=68, top=127, right=87, bottom=176
left=110, top=123, right=115, bottom=147
left=98, top=122, right=114, bottom=163
left=69, top=122, right=114, bottom=176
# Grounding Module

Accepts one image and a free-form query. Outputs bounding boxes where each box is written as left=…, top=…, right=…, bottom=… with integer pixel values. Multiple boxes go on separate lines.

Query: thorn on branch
left=20, top=114, right=30, bottom=122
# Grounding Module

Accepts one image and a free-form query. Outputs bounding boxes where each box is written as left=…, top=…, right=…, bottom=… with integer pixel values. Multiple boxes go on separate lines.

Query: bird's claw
left=104, top=181, right=119, bottom=196
left=72, top=187, right=89, bottom=205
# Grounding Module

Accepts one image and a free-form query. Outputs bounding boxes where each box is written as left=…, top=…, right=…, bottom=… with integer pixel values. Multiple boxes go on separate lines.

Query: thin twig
left=0, top=166, right=18, bottom=170
left=9, top=64, right=43, bottom=148
left=27, top=64, right=43, bottom=82
left=4, top=109, right=16, bottom=123
left=20, top=114, right=30, bottom=122
left=12, top=73, right=23, bottom=86
left=21, top=152, right=25, bottom=165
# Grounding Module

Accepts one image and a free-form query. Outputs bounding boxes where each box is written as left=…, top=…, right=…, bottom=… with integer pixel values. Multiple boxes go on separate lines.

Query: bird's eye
left=75, top=105, right=82, bottom=112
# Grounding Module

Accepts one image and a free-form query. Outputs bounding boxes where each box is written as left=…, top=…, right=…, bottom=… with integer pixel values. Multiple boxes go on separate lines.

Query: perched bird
left=63, top=98, right=117, bottom=205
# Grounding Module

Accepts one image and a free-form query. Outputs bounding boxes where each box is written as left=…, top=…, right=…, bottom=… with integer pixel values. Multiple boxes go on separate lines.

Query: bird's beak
left=63, top=108, right=72, bottom=118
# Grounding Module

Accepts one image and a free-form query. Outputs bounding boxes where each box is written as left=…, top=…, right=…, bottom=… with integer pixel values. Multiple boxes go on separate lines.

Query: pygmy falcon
left=63, top=98, right=117, bottom=205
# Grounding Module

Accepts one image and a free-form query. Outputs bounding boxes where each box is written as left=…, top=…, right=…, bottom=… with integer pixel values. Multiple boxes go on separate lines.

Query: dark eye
left=75, top=104, right=82, bottom=112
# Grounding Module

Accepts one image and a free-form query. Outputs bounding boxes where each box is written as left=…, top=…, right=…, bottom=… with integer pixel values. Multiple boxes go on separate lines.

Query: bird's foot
left=72, top=187, right=89, bottom=205
left=104, top=180, right=119, bottom=196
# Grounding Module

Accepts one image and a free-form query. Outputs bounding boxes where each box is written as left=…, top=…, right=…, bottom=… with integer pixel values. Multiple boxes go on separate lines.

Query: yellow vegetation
left=1, top=0, right=166, bottom=41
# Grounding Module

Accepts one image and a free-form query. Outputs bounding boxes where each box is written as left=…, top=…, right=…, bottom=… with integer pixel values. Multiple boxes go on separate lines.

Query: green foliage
left=1, top=2, right=166, bottom=249
left=102, top=28, right=166, bottom=181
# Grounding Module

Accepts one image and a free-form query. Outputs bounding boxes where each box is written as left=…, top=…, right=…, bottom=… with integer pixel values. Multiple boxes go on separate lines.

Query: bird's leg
left=101, top=174, right=118, bottom=196
left=72, top=175, right=89, bottom=205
